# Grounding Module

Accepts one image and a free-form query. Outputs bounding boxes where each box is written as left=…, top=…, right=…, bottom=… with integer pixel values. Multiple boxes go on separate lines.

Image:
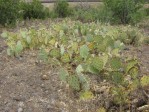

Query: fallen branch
left=142, top=89, right=149, bottom=99
left=137, top=105, right=149, bottom=111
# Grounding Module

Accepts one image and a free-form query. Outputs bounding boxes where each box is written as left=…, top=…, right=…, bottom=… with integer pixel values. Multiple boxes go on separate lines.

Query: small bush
left=130, top=9, right=147, bottom=24
left=0, top=0, right=22, bottom=26
left=72, top=4, right=113, bottom=23
left=95, top=5, right=113, bottom=23
left=21, top=0, right=50, bottom=19
left=54, top=0, right=72, bottom=18
left=103, top=0, right=145, bottom=24
left=72, top=4, right=95, bottom=22
left=73, top=7, right=96, bottom=22
left=146, top=8, right=149, bottom=16
left=49, top=11, right=58, bottom=19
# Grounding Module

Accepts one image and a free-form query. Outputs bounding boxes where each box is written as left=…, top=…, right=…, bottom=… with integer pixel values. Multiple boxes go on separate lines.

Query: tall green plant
left=103, top=0, right=145, bottom=24
left=54, top=0, right=72, bottom=18
left=0, top=0, right=22, bottom=26
left=146, top=8, right=149, bottom=16
left=21, top=0, right=49, bottom=19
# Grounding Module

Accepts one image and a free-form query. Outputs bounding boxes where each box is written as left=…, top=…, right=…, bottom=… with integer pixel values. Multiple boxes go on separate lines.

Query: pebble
left=13, top=96, right=25, bottom=101
left=124, top=47, right=130, bottom=51
left=18, top=107, right=23, bottom=112
left=0, top=47, right=3, bottom=52
left=41, top=75, right=49, bottom=80
left=18, top=102, right=24, bottom=107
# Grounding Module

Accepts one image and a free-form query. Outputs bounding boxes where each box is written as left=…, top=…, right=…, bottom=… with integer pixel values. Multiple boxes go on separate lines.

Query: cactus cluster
left=1, top=19, right=148, bottom=105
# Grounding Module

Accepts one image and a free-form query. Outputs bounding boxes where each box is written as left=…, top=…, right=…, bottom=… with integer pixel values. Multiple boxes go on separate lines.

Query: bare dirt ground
left=0, top=21, right=149, bottom=112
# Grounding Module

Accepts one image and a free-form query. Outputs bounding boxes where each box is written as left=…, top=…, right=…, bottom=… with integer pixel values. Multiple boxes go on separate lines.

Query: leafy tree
left=54, top=0, right=72, bottom=17
left=21, top=0, right=49, bottom=19
left=103, top=0, right=145, bottom=24
left=0, top=0, right=21, bottom=26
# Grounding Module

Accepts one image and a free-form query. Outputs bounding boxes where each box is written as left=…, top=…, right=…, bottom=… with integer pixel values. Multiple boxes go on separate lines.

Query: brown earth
left=0, top=20, right=149, bottom=112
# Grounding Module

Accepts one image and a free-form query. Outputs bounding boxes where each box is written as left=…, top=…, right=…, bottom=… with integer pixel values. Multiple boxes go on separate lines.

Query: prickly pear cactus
left=49, top=48, right=61, bottom=58
left=3, top=19, right=145, bottom=104
left=110, top=57, right=122, bottom=70
left=111, top=72, right=124, bottom=84
left=67, top=75, right=80, bottom=91
left=91, top=57, right=104, bottom=72
left=61, top=53, right=70, bottom=63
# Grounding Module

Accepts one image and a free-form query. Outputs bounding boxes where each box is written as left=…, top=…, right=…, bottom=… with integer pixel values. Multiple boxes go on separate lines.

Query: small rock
left=12, top=73, right=18, bottom=76
left=41, top=84, right=44, bottom=88
left=124, top=47, right=130, bottom=51
left=13, top=96, right=25, bottom=101
left=18, top=102, right=24, bottom=107
left=41, top=75, right=49, bottom=80
left=132, top=98, right=138, bottom=104
left=0, top=61, right=3, bottom=65
left=18, top=107, right=23, bottom=112
left=0, top=47, right=3, bottom=52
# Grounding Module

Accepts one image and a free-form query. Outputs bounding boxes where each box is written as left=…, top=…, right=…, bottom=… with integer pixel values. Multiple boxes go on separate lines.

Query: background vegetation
left=0, top=0, right=21, bottom=26
left=0, top=0, right=148, bottom=26
left=21, top=0, right=50, bottom=19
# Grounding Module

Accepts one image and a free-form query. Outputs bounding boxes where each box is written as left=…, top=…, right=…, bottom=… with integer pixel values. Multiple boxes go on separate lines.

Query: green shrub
left=54, top=0, right=72, bottom=18
left=130, top=9, right=147, bottom=24
left=96, top=6, right=113, bottom=23
left=73, top=7, right=96, bottom=22
left=146, top=8, right=149, bottom=16
left=21, top=0, right=49, bottom=19
left=72, top=4, right=113, bottom=23
left=72, top=4, right=94, bottom=22
left=49, top=10, right=58, bottom=19
left=0, top=0, right=22, bottom=26
left=103, top=0, right=145, bottom=24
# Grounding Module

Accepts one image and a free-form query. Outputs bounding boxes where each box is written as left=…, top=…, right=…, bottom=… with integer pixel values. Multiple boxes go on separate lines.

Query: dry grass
left=43, top=2, right=148, bottom=11
left=42, top=3, right=54, bottom=9
left=42, top=2, right=103, bottom=10
left=144, top=3, right=149, bottom=8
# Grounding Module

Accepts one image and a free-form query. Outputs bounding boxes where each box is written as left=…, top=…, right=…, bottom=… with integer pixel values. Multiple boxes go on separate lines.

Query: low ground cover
left=0, top=0, right=149, bottom=111
left=0, top=19, right=149, bottom=111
